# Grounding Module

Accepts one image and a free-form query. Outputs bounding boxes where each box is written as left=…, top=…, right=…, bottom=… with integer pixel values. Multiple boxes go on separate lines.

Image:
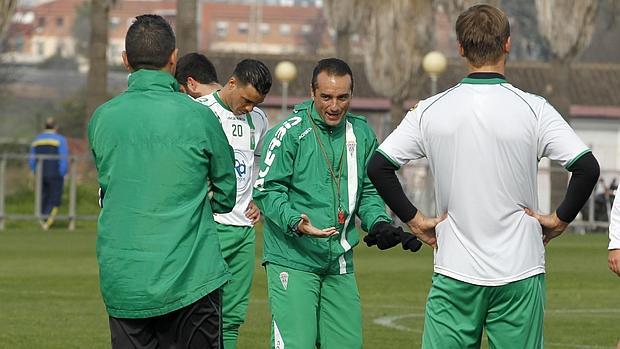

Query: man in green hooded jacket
left=253, top=58, right=421, bottom=349
left=88, top=14, right=236, bottom=349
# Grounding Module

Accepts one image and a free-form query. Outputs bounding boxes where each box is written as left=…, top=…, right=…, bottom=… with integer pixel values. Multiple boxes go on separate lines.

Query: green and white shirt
left=196, top=92, right=269, bottom=227
left=378, top=74, right=589, bottom=286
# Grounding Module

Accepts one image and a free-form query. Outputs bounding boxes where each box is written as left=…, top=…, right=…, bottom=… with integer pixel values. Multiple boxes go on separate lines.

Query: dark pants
left=41, top=176, right=63, bottom=215
left=109, top=288, right=223, bottom=349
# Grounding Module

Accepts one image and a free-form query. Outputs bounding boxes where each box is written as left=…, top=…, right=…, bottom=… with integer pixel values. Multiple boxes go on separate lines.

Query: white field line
left=372, top=312, right=618, bottom=349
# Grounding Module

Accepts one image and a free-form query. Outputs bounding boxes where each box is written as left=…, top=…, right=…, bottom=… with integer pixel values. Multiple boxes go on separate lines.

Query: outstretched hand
left=524, top=208, right=569, bottom=246
left=406, top=211, right=447, bottom=250
left=297, top=214, right=339, bottom=238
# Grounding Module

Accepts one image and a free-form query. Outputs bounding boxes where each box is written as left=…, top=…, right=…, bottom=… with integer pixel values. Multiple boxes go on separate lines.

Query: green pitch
left=0, top=225, right=618, bottom=348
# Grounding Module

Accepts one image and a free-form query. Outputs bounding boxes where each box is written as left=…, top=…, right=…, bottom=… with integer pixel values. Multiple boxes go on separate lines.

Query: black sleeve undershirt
left=556, top=151, right=600, bottom=223
left=367, top=152, right=418, bottom=223
left=367, top=151, right=599, bottom=224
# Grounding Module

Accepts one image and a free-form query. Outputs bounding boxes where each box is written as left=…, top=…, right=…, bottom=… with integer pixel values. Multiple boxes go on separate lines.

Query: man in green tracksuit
left=88, top=15, right=236, bottom=349
left=253, top=58, right=422, bottom=349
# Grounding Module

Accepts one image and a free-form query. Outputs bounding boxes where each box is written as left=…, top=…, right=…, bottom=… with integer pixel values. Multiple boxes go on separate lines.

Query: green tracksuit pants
left=422, top=273, right=546, bottom=349
left=217, top=224, right=256, bottom=349
left=266, top=263, right=362, bottom=349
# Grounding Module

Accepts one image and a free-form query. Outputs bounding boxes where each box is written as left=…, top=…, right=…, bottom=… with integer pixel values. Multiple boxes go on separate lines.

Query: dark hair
left=44, top=117, right=56, bottom=130
left=456, top=4, right=510, bottom=68
left=232, top=59, right=272, bottom=96
left=125, top=14, right=176, bottom=71
left=175, top=53, right=219, bottom=86
left=311, top=58, right=354, bottom=93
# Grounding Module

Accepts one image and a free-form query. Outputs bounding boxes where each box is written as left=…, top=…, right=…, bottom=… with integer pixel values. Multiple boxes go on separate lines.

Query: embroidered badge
left=347, top=141, right=356, bottom=157
left=279, top=272, right=289, bottom=290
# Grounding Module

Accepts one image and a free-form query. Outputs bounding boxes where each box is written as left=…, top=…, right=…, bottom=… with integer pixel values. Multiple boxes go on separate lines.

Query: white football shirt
left=196, top=92, right=269, bottom=226
left=378, top=76, right=589, bottom=286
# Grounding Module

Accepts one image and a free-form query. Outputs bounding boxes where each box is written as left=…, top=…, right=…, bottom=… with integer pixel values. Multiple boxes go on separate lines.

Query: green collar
left=127, top=69, right=179, bottom=92
left=460, top=72, right=507, bottom=85
left=213, top=91, right=232, bottom=112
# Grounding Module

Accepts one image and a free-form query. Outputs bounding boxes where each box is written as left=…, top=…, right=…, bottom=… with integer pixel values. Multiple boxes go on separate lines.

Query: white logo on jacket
left=254, top=116, right=302, bottom=190
left=279, top=272, right=289, bottom=290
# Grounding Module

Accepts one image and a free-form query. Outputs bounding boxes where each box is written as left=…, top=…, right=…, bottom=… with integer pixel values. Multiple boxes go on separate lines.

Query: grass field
left=0, top=224, right=618, bottom=348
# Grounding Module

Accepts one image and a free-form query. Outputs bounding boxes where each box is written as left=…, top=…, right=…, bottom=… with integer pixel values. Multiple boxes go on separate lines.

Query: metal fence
left=0, top=153, right=98, bottom=230
left=0, top=152, right=615, bottom=232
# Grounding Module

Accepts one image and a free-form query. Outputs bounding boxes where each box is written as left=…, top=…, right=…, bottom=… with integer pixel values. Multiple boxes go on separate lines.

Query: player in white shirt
left=608, top=195, right=620, bottom=277
left=367, top=5, right=600, bottom=349
left=176, top=55, right=271, bottom=349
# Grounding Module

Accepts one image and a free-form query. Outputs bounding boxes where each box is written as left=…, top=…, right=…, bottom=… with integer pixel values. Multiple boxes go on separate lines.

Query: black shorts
left=109, top=288, right=222, bottom=349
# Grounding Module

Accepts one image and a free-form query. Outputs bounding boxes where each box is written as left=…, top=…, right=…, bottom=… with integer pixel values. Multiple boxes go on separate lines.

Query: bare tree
left=0, top=0, right=16, bottom=52
left=300, top=14, right=328, bottom=55
left=176, top=0, right=197, bottom=55
left=85, top=0, right=112, bottom=133
left=360, top=0, right=434, bottom=130
left=536, top=0, right=598, bottom=210
left=322, top=0, right=367, bottom=62
left=442, top=0, right=501, bottom=26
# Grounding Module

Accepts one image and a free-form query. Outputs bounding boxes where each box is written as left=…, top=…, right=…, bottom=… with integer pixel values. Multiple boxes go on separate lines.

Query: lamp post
left=422, top=51, right=447, bottom=95
left=421, top=51, right=447, bottom=215
left=275, top=61, right=297, bottom=117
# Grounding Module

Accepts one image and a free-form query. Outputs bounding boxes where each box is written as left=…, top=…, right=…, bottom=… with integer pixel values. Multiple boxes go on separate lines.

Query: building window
left=38, top=16, right=45, bottom=27
left=56, top=17, right=63, bottom=28
left=280, top=0, right=294, bottom=6
left=110, top=17, right=120, bottom=30
left=279, top=24, right=291, bottom=36
left=216, top=21, right=228, bottom=38
left=259, top=23, right=270, bottom=35
left=238, top=22, right=249, bottom=34
left=36, top=42, right=45, bottom=55
left=301, top=24, right=312, bottom=34
left=14, top=36, right=24, bottom=52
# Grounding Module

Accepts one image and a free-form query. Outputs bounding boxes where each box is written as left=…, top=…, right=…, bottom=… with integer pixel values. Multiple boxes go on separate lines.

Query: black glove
left=364, top=221, right=401, bottom=250
left=398, top=230, right=423, bottom=252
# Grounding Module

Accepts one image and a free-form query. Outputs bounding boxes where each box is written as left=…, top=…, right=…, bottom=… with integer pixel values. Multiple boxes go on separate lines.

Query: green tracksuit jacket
left=88, top=69, right=236, bottom=318
left=253, top=100, right=391, bottom=275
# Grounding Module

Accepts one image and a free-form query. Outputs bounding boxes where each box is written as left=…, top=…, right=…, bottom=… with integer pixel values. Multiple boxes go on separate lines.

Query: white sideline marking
left=0, top=288, right=84, bottom=297
left=373, top=311, right=618, bottom=349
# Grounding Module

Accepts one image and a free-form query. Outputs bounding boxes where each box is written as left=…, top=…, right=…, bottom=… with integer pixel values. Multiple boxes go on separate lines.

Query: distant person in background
left=608, top=192, right=620, bottom=277
left=176, top=55, right=272, bottom=349
left=29, top=117, right=68, bottom=230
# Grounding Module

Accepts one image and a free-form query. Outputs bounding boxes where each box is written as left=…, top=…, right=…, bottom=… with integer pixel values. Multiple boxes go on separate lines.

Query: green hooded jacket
left=253, top=99, right=391, bottom=275
left=88, top=69, right=235, bottom=318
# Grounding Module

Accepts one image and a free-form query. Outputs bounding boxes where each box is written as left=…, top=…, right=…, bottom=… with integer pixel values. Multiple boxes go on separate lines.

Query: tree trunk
left=176, top=0, right=197, bottom=55
left=335, top=29, right=350, bottom=62
left=86, top=0, right=109, bottom=132
left=389, top=96, right=404, bottom=131
left=548, top=59, right=571, bottom=211
left=0, top=0, right=17, bottom=52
